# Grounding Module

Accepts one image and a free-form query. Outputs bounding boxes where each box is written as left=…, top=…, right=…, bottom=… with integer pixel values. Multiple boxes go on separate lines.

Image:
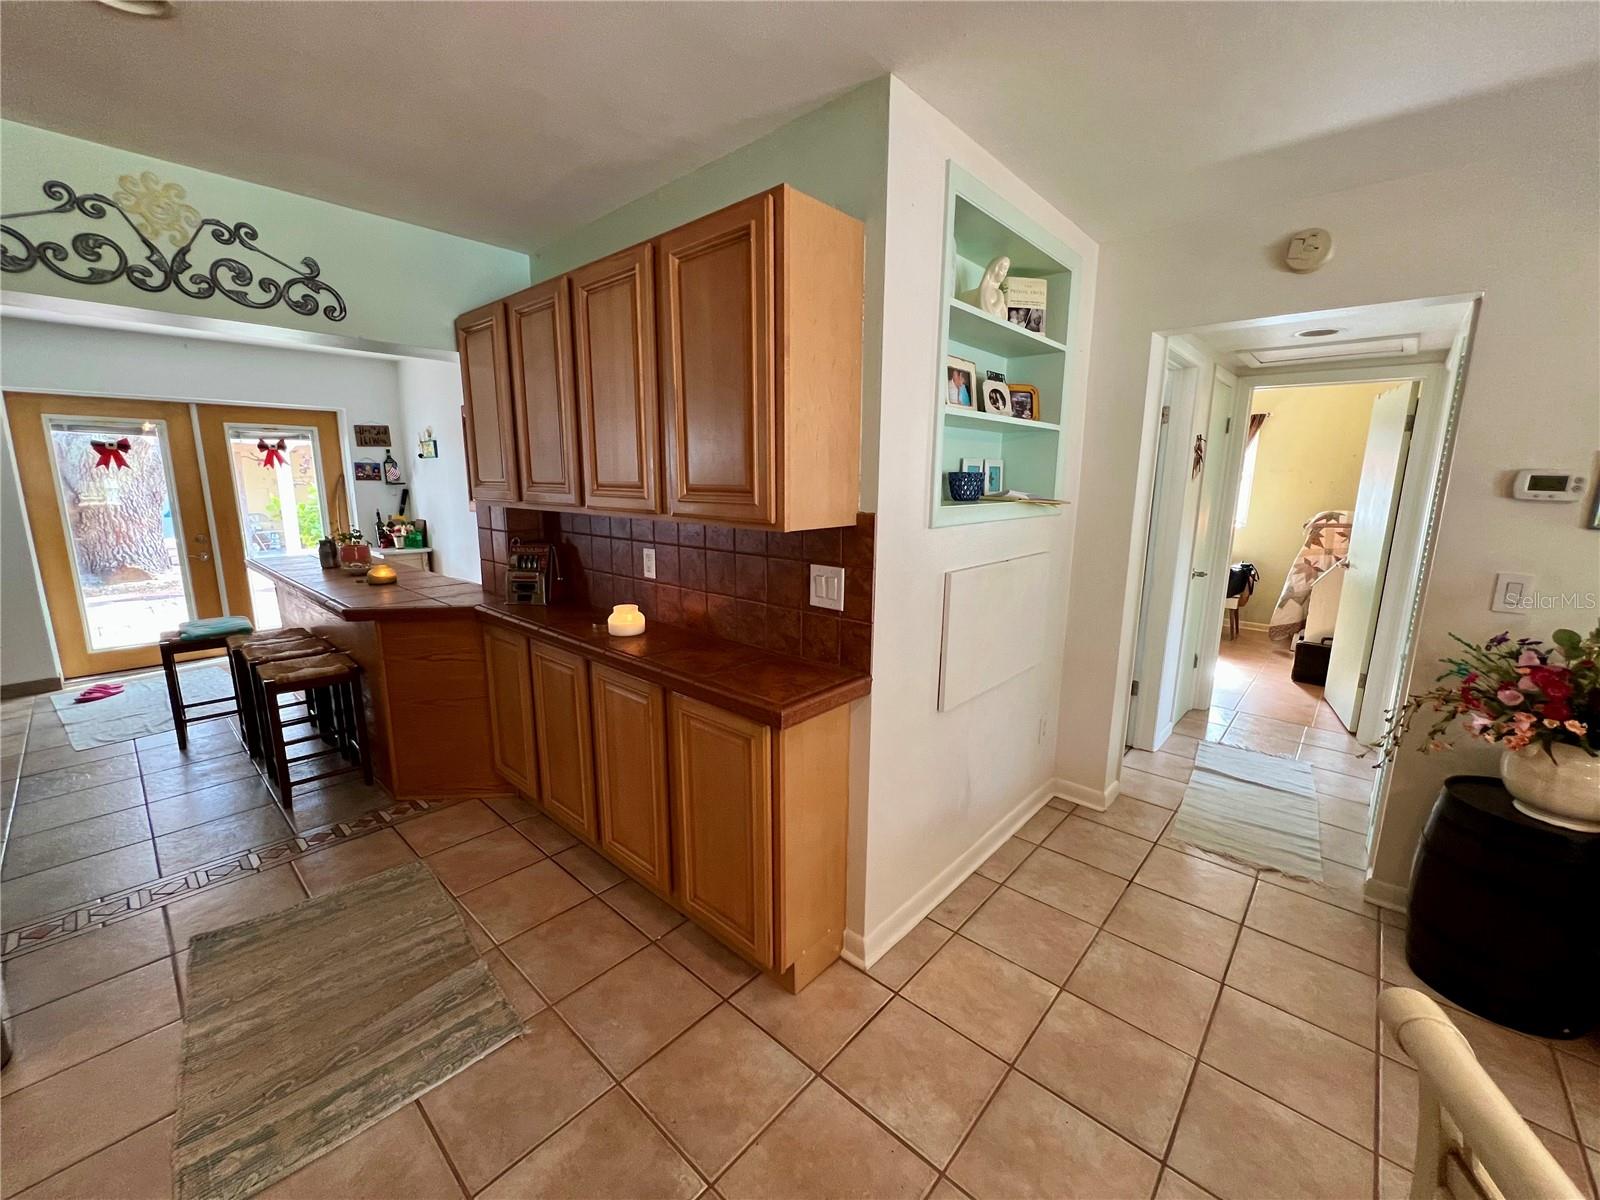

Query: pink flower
left=1565, top=720, right=1588, bottom=735
left=1496, top=687, right=1524, bottom=706
left=1466, top=712, right=1494, bottom=732
left=1518, top=648, right=1543, bottom=667
left=1518, top=675, right=1541, bottom=692
left=1512, top=711, right=1537, bottom=728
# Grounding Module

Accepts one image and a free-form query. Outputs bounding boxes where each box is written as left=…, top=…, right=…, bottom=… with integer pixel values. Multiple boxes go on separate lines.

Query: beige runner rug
left=174, top=862, right=520, bottom=1200
left=1166, top=741, right=1325, bottom=881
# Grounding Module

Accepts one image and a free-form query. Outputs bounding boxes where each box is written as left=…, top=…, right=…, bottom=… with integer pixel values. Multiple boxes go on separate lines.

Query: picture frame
left=980, top=370, right=1011, bottom=415
left=353, top=459, right=382, bottom=482
left=959, top=457, right=984, bottom=475
left=945, top=355, right=978, bottom=409
left=1007, top=383, right=1040, bottom=421
left=353, top=424, right=392, bottom=448
left=417, top=438, right=439, bottom=460
left=1002, top=276, right=1048, bottom=334
left=982, top=458, right=1005, bottom=496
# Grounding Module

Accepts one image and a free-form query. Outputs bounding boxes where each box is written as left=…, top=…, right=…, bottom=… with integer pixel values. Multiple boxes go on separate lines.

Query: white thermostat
left=1284, top=228, right=1333, bottom=273
left=1511, top=469, right=1587, bottom=501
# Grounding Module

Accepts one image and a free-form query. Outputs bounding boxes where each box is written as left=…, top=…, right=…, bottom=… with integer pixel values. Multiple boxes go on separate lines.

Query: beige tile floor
left=2, top=642, right=1597, bottom=1199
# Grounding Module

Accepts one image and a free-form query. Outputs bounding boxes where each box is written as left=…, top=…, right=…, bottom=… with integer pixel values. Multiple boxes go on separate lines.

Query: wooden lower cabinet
left=529, top=642, right=599, bottom=843
left=482, top=625, right=538, bottom=797
left=592, top=665, right=672, bottom=895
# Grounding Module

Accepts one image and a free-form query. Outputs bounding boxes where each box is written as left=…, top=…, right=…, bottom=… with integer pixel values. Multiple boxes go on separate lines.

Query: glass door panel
left=225, top=427, right=328, bottom=632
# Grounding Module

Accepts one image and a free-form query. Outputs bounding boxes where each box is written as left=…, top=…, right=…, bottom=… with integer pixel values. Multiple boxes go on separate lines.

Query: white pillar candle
left=607, top=603, right=646, bottom=637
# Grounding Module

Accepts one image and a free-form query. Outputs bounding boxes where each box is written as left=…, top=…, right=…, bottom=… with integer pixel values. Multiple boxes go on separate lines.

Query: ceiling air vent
left=1241, top=335, right=1420, bottom=367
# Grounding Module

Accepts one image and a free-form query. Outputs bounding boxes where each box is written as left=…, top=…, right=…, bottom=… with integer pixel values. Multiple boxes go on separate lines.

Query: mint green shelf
left=947, top=298, right=1068, bottom=358
left=944, top=407, right=1060, bottom=433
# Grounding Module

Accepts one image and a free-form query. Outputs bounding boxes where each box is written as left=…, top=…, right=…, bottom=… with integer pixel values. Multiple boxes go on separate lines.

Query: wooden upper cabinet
left=507, top=278, right=582, bottom=508
left=571, top=244, right=660, bottom=513
left=591, top=665, right=672, bottom=896
left=669, top=694, right=773, bottom=968
left=482, top=624, right=537, bottom=797
left=455, top=301, right=518, bottom=502
left=658, top=193, right=775, bottom=525
left=530, top=642, right=598, bottom=844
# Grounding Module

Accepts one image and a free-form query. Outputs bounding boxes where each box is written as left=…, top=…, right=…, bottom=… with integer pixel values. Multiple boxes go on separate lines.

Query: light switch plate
left=809, top=563, right=845, bottom=611
left=1490, top=572, right=1533, bottom=613
left=642, top=547, right=656, bottom=579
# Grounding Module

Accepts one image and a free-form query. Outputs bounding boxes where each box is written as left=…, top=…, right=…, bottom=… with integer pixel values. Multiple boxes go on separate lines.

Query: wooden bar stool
left=232, top=633, right=333, bottom=759
left=254, top=652, right=372, bottom=808
left=158, top=631, right=245, bottom=751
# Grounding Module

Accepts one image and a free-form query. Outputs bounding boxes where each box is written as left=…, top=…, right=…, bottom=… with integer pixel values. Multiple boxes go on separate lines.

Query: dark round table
left=1406, top=775, right=1600, bottom=1039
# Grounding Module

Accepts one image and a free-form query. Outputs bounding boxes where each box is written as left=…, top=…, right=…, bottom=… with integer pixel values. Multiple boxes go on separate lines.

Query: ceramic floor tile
left=1378, top=1056, right=1418, bottom=1167
left=0, top=1023, right=182, bottom=1197
left=928, top=874, right=998, bottom=930
left=153, top=804, right=292, bottom=875
left=553, top=843, right=627, bottom=893
left=1226, top=927, right=1377, bottom=1048
left=1134, top=845, right=1256, bottom=921
left=1157, top=733, right=1201, bottom=761
left=1122, top=748, right=1195, bottom=782
left=959, top=885, right=1097, bottom=985
left=1245, top=881, right=1378, bottom=974
left=720, top=1079, right=937, bottom=1200
left=419, top=1014, right=611, bottom=1193
left=279, top=779, right=394, bottom=832
left=145, top=776, right=278, bottom=838
left=1559, top=1053, right=1599, bottom=1150
left=865, top=919, right=952, bottom=990
left=1104, top=885, right=1239, bottom=980
left=15, top=755, right=142, bottom=804
left=732, top=960, right=890, bottom=1069
left=140, top=752, right=259, bottom=803
left=1, top=909, right=171, bottom=1015
left=1080, top=794, right=1174, bottom=840
left=1203, top=987, right=1375, bottom=1149
left=510, top=811, right=579, bottom=854
left=1319, top=794, right=1372, bottom=833
left=482, top=949, right=547, bottom=1022
left=1218, top=726, right=1304, bottom=758
left=291, top=829, right=417, bottom=898
left=826, top=997, right=1006, bottom=1167
left=481, top=791, right=541, bottom=824
left=457, top=857, right=590, bottom=942
left=1067, top=930, right=1221, bottom=1055
left=394, top=798, right=504, bottom=857
left=7, top=779, right=146, bottom=837
left=479, top=1086, right=702, bottom=1200
left=901, top=936, right=1056, bottom=1062
left=1320, top=822, right=1368, bottom=869
left=2, top=841, right=161, bottom=930
left=1156, top=1168, right=1222, bottom=1200
left=601, top=879, right=686, bottom=940
left=165, top=863, right=308, bottom=948
left=1012, top=806, right=1067, bottom=845
left=1301, top=724, right=1367, bottom=755
left=3, top=806, right=152, bottom=881
left=500, top=896, right=646, bottom=1000
left=14, top=740, right=133, bottom=779
left=1004, top=845, right=1127, bottom=925
left=10, top=1115, right=174, bottom=1200
left=947, top=1071, right=1161, bottom=1200
left=1119, top=768, right=1187, bottom=809
left=256, top=1105, right=463, bottom=1199
left=627, top=1004, right=811, bottom=1177
left=424, top=826, right=544, bottom=896
left=1298, top=742, right=1379, bottom=779
left=1311, top=766, right=1375, bottom=803
left=660, top=922, right=758, bottom=997
left=134, top=724, right=246, bottom=775
left=1168, top=1065, right=1372, bottom=1200
left=974, top=837, right=1034, bottom=883
left=1449, top=1008, right=1575, bottom=1138
left=1017, top=991, right=1194, bottom=1155
left=1261, top=860, right=1378, bottom=918
left=1041, top=814, right=1153, bottom=879
left=1377, top=1157, right=1414, bottom=1200
left=557, top=945, right=718, bottom=1075
left=0, top=959, right=180, bottom=1095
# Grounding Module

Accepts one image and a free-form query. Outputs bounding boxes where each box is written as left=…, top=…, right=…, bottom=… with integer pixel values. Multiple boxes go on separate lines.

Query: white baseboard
left=1239, top=620, right=1271, bottom=631
left=1363, top=877, right=1409, bottom=913
left=856, top=777, right=1060, bottom=967
left=1052, top=774, right=1119, bottom=812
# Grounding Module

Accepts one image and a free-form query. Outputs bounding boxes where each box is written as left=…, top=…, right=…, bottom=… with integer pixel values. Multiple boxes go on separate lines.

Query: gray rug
left=50, top=662, right=235, bottom=749
left=1166, top=741, right=1324, bottom=880
left=173, top=862, right=520, bottom=1200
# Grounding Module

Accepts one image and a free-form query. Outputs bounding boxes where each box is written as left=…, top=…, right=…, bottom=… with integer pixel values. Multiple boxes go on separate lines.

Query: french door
left=6, top=394, right=225, bottom=678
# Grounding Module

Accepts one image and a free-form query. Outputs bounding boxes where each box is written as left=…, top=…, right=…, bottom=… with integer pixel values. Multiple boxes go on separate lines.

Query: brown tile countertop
left=477, top=598, right=870, bottom=728
left=251, top=556, right=870, bottom=727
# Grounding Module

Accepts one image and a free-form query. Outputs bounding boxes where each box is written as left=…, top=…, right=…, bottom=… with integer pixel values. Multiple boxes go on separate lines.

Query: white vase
left=1500, top=743, right=1600, bottom=832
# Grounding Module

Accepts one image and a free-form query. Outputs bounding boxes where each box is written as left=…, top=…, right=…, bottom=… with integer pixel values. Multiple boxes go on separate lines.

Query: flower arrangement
left=1380, top=625, right=1599, bottom=762
left=332, top=527, right=366, bottom=546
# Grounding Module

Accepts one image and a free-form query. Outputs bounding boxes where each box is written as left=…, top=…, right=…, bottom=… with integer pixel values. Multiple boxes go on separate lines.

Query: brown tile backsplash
left=476, top=506, right=874, bottom=670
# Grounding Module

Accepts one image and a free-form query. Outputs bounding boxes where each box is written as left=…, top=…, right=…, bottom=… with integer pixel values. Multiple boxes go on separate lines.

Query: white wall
left=396, top=358, right=480, bottom=584
left=855, top=80, right=1099, bottom=960
left=1, top=414, right=61, bottom=688
left=1058, top=143, right=1600, bottom=900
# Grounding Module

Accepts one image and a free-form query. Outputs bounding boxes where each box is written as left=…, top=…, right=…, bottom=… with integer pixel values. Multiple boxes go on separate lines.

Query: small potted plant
left=1379, top=625, right=1599, bottom=830
left=333, top=527, right=370, bottom=569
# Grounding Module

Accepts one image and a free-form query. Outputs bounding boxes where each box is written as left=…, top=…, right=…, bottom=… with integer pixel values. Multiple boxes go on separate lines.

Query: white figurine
left=962, top=255, right=1010, bottom=316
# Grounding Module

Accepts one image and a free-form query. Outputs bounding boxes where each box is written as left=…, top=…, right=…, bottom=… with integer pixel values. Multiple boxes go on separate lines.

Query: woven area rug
left=50, top=662, right=235, bottom=749
left=173, top=863, right=520, bottom=1200
left=1166, top=741, right=1324, bottom=881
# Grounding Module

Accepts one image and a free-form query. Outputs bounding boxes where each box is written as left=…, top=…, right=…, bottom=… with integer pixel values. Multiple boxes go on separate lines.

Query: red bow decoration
left=258, top=437, right=287, bottom=468
left=91, top=437, right=132, bottom=470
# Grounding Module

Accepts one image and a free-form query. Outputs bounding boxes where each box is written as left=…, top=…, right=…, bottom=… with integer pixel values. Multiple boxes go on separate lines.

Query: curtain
left=1246, top=412, right=1270, bottom=443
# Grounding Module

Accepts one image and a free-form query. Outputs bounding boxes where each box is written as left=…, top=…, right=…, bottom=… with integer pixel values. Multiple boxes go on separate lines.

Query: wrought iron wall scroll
left=1, top=174, right=347, bottom=322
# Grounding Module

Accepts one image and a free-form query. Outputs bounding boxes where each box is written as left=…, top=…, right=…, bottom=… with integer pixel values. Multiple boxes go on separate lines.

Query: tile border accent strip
left=1, top=792, right=476, bottom=959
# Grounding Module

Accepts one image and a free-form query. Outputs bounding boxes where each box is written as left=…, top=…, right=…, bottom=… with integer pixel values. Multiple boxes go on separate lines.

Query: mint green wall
left=528, top=80, right=890, bottom=278
left=1, top=121, right=529, bottom=352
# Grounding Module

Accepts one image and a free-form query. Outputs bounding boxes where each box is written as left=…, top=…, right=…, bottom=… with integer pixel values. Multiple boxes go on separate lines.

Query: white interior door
left=1175, top=368, right=1240, bottom=716
left=1325, top=381, right=1416, bottom=731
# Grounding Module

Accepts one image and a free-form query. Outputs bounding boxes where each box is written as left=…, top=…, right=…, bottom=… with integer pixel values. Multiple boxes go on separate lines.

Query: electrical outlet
left=809, top=564, right=844, bottom=611
left=642, top=547, right=657, bottom=580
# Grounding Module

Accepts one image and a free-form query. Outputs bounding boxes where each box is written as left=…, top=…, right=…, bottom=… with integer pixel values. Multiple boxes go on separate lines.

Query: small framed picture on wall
left=945, top=356, right=978, bottom=409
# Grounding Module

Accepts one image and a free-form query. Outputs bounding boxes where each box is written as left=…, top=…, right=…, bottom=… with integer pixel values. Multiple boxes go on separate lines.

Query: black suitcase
left=1291, top=636, right=1332, bottom=685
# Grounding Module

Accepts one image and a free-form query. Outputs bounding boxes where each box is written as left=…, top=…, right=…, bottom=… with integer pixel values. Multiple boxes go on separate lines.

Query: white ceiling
left=1, top=2, right=1594, bottom=252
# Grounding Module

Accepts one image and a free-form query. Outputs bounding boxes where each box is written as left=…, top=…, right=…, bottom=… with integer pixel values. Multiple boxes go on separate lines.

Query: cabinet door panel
left=455, top=301, right=518, bottom=502
left=530, top=643, right=597, bottom=843
left=591, top=665, right=671, bottom=895
left=507, top=278, right=582, bottom=508
left=669, top=694, right=773, bottom=967
left=482, top=625, right=537, bottom=796
left=572, top=244, right=659, bottom=513
left=658, top=194, right=775, bottom=525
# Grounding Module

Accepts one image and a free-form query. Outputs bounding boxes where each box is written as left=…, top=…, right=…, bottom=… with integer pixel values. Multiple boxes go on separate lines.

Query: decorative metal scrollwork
left=1, top=178, right=347, bottom=322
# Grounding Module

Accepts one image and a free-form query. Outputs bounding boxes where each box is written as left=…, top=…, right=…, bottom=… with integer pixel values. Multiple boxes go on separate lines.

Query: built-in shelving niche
left=930, top=163, right=1084, bottom=527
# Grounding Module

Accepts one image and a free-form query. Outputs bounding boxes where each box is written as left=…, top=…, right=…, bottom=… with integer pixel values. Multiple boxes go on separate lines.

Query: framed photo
left=958, top=457, right=984, bottom=475
left=945, top=356, right=978, bottom=409
left=417, top=438, right=439, bottom=460
left=980, top=370, right=1011, bottom=415
left=353, top=424, right=392, bottom=448
left=353, top=459, right=382, bottom=482
left=982, top=458, right=1005, bottom=496
left=1007, top=383, right=1040, bottom=421
left=1002, top=276, right=1048, bottom=333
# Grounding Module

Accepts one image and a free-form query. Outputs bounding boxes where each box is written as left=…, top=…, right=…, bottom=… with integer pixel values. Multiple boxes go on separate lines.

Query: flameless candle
left=607, top=603, right=645, bottom=637
left=365, top=563, right=399, bottom=586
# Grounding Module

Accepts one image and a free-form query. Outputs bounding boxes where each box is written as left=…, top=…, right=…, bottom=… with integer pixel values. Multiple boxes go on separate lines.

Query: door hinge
left=1130, top=679, right=1141, bottom=697
left=1224, top=416, right=1232, bottom=435
left=1193, top=653, right=1200, bottom=669
left=1404, top=413, right=1416, bottom=433
left=1358, top=671, right=1368, bottom=689
left=1160, top=406, right=1171, bottom=425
